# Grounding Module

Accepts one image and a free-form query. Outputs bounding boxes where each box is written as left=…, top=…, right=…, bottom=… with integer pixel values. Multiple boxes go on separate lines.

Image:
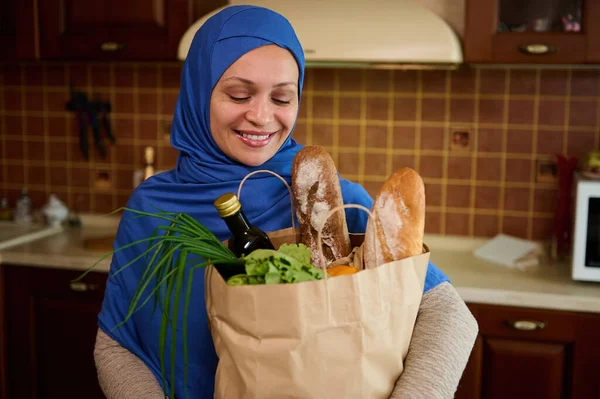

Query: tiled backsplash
left=1, top=63, right=599, bottom=240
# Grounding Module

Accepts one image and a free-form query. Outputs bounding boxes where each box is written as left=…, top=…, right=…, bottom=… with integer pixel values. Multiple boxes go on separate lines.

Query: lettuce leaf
left=227, top=246, right=324, bottom=286
left=277, top=243, right=312, bottom=265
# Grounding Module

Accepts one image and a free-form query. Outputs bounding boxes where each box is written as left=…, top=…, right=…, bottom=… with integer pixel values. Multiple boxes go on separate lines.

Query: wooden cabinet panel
left=0, top=0, right=17, bottom=60
left=456, top=303, right=600, bottom=399
left=0, top=0, right=37, bottom=60
left=483, top=339, right=567, bottom=399
left=0, top=266, right=7, bottom=399
left=4, top=265, right=107, bottom=399
left=585, top=2, right=600, bottom=63
left=473, top=303, right=577, bottom=342
left=38, top=0, right=191, bottom=60
left=34, top=296, right=105, bottom=398
left=455, top=335, right=483, bottom=399
left=570, top=312, right=600, bottom=399
left=490, top=34, right=587, bottom=64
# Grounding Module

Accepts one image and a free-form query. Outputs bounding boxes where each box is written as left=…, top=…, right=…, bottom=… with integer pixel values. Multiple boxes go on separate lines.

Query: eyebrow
left=223, top=76, right=297, bottom=88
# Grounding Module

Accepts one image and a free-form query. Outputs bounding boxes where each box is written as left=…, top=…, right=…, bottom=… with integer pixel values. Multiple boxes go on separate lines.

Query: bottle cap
left=214, top=193, right=242, bottom=218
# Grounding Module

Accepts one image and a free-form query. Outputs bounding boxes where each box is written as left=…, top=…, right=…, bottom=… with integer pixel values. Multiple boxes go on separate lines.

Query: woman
left=94, top=5, right=478, bottom=398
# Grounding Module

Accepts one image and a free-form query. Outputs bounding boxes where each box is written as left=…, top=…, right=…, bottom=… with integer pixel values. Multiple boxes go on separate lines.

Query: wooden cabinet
left=465, top=0, right=600, bottom=64
left=456, top=303, right=600, bottom=399
left=3, top=265, right=108, bottom=399
left=38, top=0, right=191, bottom=60
left=0, top=264, right=7, bottom=399
left=0, top=0, right=37, bottom=61
left=0, top=0, right=17, bottom=60
left=3, top=0, right=227, bottom=61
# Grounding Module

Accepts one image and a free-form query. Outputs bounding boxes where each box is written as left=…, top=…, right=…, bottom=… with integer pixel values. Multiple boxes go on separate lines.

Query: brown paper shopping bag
left=204, top=173, right=430, bottom=399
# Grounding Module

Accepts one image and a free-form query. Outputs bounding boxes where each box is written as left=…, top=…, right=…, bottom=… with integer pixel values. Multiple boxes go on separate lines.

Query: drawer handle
left=101, top=42, right=125, bottom=52
left=519, top=44, right=558, bottom=55
left=70, top=281, right=98, bottom=292
left=506, top=320, right=546, bottom=331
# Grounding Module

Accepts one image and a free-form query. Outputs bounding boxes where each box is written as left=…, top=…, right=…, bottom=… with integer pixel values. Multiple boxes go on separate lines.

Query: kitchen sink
left=0, top=221, right=64, bottom=251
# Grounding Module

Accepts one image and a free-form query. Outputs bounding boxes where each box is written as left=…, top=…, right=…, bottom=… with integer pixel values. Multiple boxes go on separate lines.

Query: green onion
left=76, top=207, right=242, bottom=399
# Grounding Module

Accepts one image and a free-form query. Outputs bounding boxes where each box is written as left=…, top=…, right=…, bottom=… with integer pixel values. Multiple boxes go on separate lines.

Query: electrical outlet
left=535, top=159, right=558, bottom=183
left=450, top=129, right=471, bottom=151
left=94, top=170, right=112, bottom=190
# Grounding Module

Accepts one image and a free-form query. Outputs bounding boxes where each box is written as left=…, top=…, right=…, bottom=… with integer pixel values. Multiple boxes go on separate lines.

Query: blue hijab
left=98, top=5, right=449, bottom=398
left=171, top=4, right=306, bottom=186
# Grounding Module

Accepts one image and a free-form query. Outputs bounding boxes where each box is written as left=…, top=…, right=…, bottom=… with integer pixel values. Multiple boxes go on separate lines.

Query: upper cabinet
left=465, top=0, right=600, bottom=64
left=0, top=0, right=17, bottom=60
left=0, top=0, right=37, bottom=61
left=38, top=0, right=191, bottom=61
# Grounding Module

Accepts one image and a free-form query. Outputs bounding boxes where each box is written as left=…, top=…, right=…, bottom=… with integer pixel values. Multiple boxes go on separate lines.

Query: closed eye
left=228, top=95, right=250, bottom=102
left=273, top=99, right=292, bottom=105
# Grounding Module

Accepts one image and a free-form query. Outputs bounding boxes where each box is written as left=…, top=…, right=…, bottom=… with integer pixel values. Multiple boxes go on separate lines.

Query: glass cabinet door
left=498, top=0, right=583, bottom=34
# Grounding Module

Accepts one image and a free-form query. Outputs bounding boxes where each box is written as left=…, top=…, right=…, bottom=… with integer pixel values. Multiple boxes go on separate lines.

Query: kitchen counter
left=0, top=221, right=64, bottom=250
left=0, top=215, right=120, bottom=273
left=425, top=235, right=600, bottom=314
left=1, top=220, right=599, bottom=314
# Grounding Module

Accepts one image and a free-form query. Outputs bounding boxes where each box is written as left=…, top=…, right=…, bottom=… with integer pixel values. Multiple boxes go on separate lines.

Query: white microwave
left=571, top=173, right=600, bottom=282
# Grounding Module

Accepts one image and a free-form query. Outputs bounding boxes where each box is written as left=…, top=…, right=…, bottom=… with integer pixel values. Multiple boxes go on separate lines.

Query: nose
left=245, top=97, right=274, bottom=127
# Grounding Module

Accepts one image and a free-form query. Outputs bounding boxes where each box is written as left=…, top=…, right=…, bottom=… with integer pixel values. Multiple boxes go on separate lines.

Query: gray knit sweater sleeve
left=94, top=329, right=169, bottom=399
left=389, top=281, right=479, bottom=399
left=94, top=282, right=477, bottom=398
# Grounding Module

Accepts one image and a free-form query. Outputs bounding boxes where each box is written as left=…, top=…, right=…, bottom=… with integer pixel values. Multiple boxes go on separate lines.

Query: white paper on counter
left=473, top=234, right=541, bottom=270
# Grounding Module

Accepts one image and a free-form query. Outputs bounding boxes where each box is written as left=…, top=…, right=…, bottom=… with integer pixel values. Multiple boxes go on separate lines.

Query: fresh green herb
left=75, top=207, right=241, bottom=399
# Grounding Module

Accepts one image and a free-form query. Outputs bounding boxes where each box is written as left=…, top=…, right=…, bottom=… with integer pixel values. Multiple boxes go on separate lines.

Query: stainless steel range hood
left=178, top=0, right=463, bottom=69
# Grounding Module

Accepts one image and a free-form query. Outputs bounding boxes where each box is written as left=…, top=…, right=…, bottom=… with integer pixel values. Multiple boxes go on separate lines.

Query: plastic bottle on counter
left=13, top=188, right=32, bottom=224
left=143, top=146, right=155, bottom=180
left=0, top=197, right=12, bottom=221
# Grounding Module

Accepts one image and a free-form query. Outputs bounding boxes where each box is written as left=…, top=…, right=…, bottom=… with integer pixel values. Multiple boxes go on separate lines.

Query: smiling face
left=209, top=45, right=300, bottom=166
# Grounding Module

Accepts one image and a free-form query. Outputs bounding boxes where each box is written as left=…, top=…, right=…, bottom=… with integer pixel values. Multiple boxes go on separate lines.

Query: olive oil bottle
left=214, top=193, right=275, bottom=279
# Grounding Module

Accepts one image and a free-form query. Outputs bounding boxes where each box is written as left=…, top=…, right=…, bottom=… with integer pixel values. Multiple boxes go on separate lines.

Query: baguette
left=291, top=146, right=351, bottom=269
left=363, top=167, right=425, bottom=269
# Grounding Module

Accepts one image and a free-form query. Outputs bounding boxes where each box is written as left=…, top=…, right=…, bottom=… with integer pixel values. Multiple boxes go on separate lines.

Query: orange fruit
left=327, top=265, right=359, bottom=277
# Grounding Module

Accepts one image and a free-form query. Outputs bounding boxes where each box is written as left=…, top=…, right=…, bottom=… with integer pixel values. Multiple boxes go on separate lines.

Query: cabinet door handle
left=519, top=44, right=558, bottom=55
left=101, top=42, right=125, bottom=52
left=506, top=320, right=546, bottom=331
left=70, top=281, right=98, bottom=292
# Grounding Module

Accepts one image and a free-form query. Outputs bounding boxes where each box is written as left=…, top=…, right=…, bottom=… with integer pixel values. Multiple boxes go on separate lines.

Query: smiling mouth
left=233, top=130, right=278, bottom=148
left=234, top=130, right=273, bottom=141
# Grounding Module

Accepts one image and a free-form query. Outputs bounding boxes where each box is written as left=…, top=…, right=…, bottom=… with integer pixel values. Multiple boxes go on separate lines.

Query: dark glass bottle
left=213, top=193, right=275, bottom=280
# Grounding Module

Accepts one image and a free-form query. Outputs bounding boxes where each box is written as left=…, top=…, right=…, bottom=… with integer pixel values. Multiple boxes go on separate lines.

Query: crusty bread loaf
left=363, top=167, right=425, bottom=269
left=291, top=146, right=351, bottom=269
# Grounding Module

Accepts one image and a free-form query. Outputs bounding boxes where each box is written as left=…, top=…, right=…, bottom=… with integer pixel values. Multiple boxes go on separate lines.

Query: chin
left=232, top=140, right=285, bottom=167
left=235, top=152, right=273, bottom=167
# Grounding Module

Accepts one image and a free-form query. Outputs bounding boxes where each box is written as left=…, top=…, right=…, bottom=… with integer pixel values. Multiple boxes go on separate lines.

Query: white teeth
left=240, top=132, right=269, bottom=141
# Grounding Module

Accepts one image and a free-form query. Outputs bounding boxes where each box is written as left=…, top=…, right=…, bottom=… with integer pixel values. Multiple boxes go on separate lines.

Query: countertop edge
left=0, top=252, right=112, bottom=274
left=456, top=286, right=600, bottom=314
